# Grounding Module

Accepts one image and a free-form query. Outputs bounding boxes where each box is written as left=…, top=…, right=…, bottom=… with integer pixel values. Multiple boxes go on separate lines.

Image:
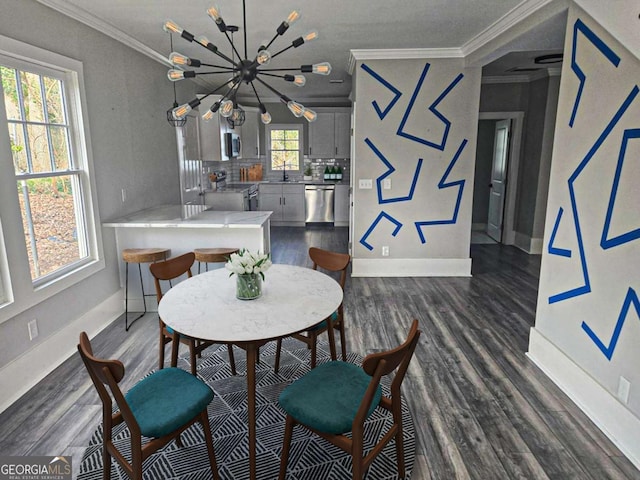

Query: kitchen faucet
left=282, top=162, right=288, bottom=182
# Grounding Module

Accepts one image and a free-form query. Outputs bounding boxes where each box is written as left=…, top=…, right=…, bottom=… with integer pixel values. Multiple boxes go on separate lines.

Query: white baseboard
left=0, top=291, right=122, bottom=414
left=514, top=231, right=543, bottom=254
left=527, top=328, right=640, bottom=470
left=351, top=258, right=471, bottom=277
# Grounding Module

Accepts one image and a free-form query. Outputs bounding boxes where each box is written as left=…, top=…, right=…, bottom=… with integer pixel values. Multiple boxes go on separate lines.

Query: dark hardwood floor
left=1, top=225, right=639, bottom=479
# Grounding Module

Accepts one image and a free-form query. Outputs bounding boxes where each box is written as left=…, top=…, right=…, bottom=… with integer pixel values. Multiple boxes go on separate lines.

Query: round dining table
left=158, top=263, right=344, bottom=480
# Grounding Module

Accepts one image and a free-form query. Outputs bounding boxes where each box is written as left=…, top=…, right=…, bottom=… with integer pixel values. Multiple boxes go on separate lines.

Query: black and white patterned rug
left=77, top=338, right=415, bottom=479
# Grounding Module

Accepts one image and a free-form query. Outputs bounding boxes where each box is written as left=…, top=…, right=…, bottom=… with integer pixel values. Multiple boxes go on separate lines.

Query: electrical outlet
left=618, top=376, right=631, bottom=404
left=28, top=319, right=38, bottom=341
left=383, top=178, right=392, bottom=190
left=382, top=246, right=389, bottom=256
left=121, top=188, right=127, bottom=203
left=358, top=179, right=373, bottom=189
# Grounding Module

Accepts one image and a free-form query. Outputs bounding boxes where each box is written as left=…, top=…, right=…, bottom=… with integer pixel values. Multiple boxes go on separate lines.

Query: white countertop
left=103, top=204, right=272, bottom=229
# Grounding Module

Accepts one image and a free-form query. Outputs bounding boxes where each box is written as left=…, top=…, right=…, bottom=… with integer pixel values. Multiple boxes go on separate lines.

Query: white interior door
left=487, top=119, right=510, bottom=242
left=177, top=126, right=203, bottom=206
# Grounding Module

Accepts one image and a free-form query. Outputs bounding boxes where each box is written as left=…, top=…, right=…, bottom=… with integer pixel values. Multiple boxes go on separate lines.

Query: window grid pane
left=17, top=174, right=86, bottom=280
left=2, top=61, right=89, bottom=283
left=270, top=126, right=301, bottom=171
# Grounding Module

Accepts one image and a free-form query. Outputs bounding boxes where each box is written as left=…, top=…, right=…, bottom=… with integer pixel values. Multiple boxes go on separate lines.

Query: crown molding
left=462, top=0, right=567, bottom=59
left=35, top=0, right=172, bottom=66
left=348, top=48, right=464, bottom=74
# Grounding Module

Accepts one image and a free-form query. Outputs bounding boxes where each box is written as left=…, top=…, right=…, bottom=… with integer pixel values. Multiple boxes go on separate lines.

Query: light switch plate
left=359, top=179, right=373, bottom=189
left=383, top=178, right=391, bottom=189
left=618, top=376, right=631, bottom=404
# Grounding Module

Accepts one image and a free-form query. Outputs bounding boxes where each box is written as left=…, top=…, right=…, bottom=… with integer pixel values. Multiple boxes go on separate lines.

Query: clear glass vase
left=236, top=273, right=262, bottom=300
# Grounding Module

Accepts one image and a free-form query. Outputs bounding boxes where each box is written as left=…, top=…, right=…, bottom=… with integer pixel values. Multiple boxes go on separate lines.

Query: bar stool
left=194, top=247, right=239, bottom=274
left=122, top=247, right=170, bottom=331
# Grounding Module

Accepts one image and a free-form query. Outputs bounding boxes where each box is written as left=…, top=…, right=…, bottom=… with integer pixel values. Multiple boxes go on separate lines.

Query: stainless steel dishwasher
left=305, top=184, right=335, bottom=223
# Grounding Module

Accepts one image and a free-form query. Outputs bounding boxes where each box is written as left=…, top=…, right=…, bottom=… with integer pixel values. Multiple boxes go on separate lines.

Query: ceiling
left=36, top=0, right=567, bottom=105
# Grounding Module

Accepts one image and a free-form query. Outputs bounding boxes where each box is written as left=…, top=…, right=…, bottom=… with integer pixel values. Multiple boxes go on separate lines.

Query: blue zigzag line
left=363, top=138, right=423, bottom=204
left=582, top=287, right=640, bottom=360
left=549, top=85, right=639, bottom=304
left=415, top=139, right=467, bottom=244
left=601, top=128, right=640, bottom=249
left=548, top=207, right=572, bottom=257
left=360, top=63, right=402, bottom=120
left=397, top=63, right=464, bottom=151
left=359, top=211, right=403, bottom=251
left=569, top=18, right=621, bottom=128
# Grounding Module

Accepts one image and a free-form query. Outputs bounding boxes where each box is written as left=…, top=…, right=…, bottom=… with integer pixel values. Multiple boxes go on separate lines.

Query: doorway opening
left=472, top=111, right=524, bottom=246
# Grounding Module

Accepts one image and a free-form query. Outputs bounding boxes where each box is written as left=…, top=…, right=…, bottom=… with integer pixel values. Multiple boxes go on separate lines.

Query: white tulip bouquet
left=225, top=249, right=272, bottom=280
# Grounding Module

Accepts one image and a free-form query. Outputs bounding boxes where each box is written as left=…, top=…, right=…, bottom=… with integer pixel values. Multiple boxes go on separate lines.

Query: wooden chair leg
left=352, top=426, right=365, bottom=480
left=393, top=402, right=405, bottom=477
left=170, top=334, right=180, bottom=368
left=278, top=415, right=295, bottom=480
left=310, top=334, right=317, bottom=369
left=189, top=340, right=197, bottom=376
left=327, top=324, right=337, bottom=362
left=274, top=338, right=283, bottom=374
left=200, top=411, right=220, bottom=480
left=339, top=321, right=347, bottom=361
left=159, top=331, right=166, bottom=370
left=227, top=344, right=237, bottom=375
left=102, top=444, right=110, bottom=480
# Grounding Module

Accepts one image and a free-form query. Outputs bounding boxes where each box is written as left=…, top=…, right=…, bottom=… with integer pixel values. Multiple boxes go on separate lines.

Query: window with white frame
left=0, top=45, right=98, bottom=290
left=266, top=124, right=303, bottom=173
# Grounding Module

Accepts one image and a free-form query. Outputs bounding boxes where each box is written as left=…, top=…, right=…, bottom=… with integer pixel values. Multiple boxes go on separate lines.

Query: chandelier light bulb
left=202, top=102, right=221, bottom=121
left=261, top=111, right=272, bottom=124
left=169, top=52, right=189, bottom=66
left=167, top=69, right=185, bottom=81
left=172, top=103, right=192, bottom=120
left=304, top=30, right=319, bottom=42
left=207, top=5, right=223, bottom=23
left=287, top=100, right=305, bottom=118
left=303, top=108, right=317, bottom=122
left=312, top=62, right=332, bottom=75
left=220, top=99, right=234, bottom=117
left=256, top=49, right=271, bottom=66
left=163, top=19, right=183, bottom=35
left=293, top=75, right=306, bottom=87
left=196, top=35, right=210, bottom=47
left=231, top=108, right=242, bottom=121
left=286, top=10, right=301, bottom=27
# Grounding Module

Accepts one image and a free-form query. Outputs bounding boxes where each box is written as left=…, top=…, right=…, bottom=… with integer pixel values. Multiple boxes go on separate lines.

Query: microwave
left=224, top=132, right=241, bottom=158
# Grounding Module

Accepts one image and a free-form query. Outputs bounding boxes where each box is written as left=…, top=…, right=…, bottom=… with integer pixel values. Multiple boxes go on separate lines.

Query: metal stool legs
left=124, top=262, right=147, bottom=331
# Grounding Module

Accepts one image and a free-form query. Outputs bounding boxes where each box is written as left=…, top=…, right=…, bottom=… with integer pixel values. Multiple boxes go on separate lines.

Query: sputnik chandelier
left=163, top=1, right=332, bottom=126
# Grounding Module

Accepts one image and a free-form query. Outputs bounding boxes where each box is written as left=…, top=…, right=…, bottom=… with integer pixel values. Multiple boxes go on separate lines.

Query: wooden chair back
left=77, top=332, right=141, bottom=437
left=308, top=247, right=350, bottom=291
left=149, top=252, right=195, bottom=302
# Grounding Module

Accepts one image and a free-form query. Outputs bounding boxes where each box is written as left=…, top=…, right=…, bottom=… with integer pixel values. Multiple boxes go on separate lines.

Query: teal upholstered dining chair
left=150, top=252, right=237, bottom=376
left=77, top=332, right=220, bottom=480
left=274, top=247, right=351, bottom=373
left=278, top=319, right=421, bottom=480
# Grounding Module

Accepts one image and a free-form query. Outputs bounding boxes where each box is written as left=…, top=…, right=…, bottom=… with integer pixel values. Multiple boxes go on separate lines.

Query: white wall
left=0, top=0, right=187, bottom=410
left=351, top=58, right=481, bottom=276
left=529, top=2, right=640, bottom=466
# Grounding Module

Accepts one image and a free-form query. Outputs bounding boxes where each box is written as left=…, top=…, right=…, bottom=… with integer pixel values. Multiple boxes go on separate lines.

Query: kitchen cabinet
left=259, top=183, right=305, bottom=225
left=239, top=107, right=260, bottom=159
left=308, top=108, right=351, bottom=159
left=334, top=184, right=350, bottom=226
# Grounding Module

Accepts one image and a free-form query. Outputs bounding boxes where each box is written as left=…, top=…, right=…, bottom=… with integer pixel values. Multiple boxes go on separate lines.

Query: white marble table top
left=103, top=204, right=271, bottom=229
left=158, top=264, right=343, bottom=342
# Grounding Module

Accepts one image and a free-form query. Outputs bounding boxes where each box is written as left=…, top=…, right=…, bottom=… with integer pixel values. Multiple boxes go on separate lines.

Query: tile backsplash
left=205, top=157, right=351, bottom=183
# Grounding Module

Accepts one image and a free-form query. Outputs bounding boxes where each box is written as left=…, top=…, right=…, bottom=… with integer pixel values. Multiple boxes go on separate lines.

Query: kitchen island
left=103, top=205, right=272, bottom=311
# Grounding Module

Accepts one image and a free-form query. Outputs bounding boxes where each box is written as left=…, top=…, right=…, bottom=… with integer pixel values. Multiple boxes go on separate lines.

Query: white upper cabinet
left=308, top=107, right=351, bottom=159
left=240, top=107, right=260, bottom=159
